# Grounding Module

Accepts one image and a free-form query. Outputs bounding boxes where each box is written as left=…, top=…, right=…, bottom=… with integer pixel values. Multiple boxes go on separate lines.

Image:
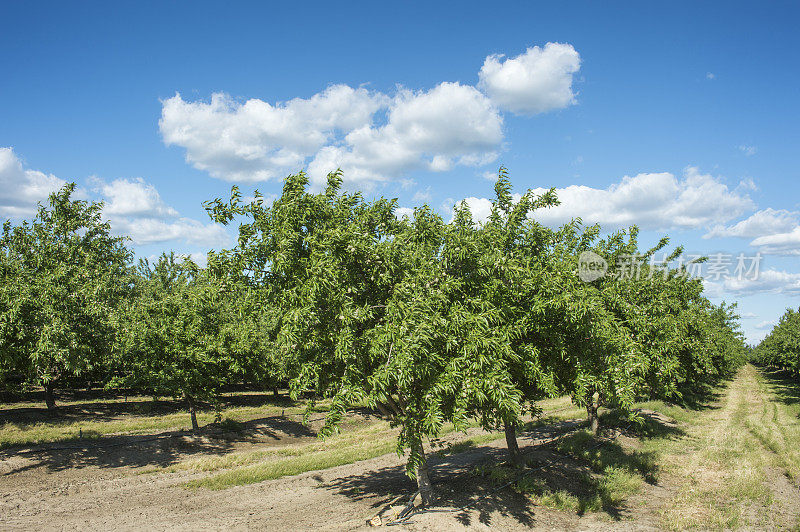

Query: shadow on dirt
left=324, top=412, right=685, bottom=528
left=0, top=391, right=297, bottom=425
left=0, top=414, right=327, bottom=475
left=671, top=380, right=727, bottom=411
left=759, top=367, right=800, bottom=411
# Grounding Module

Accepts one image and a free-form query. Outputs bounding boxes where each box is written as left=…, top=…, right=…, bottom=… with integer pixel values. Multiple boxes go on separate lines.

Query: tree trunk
left=273, top=386, right=279, bottom=398
left=412, top=441, right=434, bottom=506
left=186, top=393, right=199, bottom=431
left=587, top=397, right=599, bottom=434
left=504, top=419, right=524, bottom=467
left=44, top=383, right=57, bottom=411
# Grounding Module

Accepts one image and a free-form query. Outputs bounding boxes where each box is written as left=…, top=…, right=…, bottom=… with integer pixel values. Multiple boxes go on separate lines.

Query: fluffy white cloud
left=457, top=167, right=752, bottom=229
left=92, top=177, right=178, bottom=218
left=755, top=320, right=775, bottom=330
left=456, top=196, right=495, bottom=223
left=308, top=83, right=502, bottom=187
left=530, top=167, right=752, bottom=229
left=716, top=269, right=800, bottom=297
left=0, top=148, right=227, bottom=249
left=160, top=43, right=582, bottom=187
left=705, top=208, right=798, bottom=239
left=394, top=207, right=415, bottom=219
left=162, top=82, right=501, bottom=188
left=160, top=85, right=387, bottom=183
left=750, top=227, right=800, bottom=256
left=109, top=216, right=227, bottom=247
left=478, top=42, right=581, bottom=115
left=0, top=147, right=66, bottom=218
left=90, top=177, right=228, bottom=246
left=704, top=209, right=800, bottom=255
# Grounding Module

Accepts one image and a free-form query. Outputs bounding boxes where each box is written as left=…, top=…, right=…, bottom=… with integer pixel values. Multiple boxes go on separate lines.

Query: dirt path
left=644, top=365, right=800, bottom=530
left=2, top=367, right=798, bottom=531
left=0, top=425, right=585, bottom=531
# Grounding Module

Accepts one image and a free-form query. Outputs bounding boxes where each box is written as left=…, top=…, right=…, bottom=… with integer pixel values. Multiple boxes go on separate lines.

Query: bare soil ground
left=0, top=422, right=631, bottom=531
left=2, top=367, right=799, bottom=531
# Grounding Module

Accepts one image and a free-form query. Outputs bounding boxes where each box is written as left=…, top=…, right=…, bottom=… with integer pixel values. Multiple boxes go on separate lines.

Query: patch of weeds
left=596, top=465, right=642, bottom=506
left=218, top=418, right=244, bottom=433
left=471, top=462, right=516, bottom=483
left=513, top=475, right=584, bottom=512
left=471, top=456, right=642, bottom=516
left=557, top=429, right=658, bottom=483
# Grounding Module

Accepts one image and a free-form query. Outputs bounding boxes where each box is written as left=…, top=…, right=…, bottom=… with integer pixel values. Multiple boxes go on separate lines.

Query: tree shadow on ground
left=323, top=413, right=683, bottom=528
left=324, top=441, right=538, bottom=527
left=759, top=367, right=800, bottom=411
left=670, top=379, right=727, bottom=411
left=0, top=391, right=299, bottom=425
left=601, top=408, right=686, bottom=441
left=0, top=415, right=322, bottom=475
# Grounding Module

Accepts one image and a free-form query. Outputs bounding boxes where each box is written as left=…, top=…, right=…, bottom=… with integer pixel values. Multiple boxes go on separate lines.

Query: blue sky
left=1, top=1, right=799, bottom=342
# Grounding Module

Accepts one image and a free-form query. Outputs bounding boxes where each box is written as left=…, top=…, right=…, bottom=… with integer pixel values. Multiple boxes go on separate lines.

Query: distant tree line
left=753, top=308, right=800, bottom=378
left=0, top=169, right=749, bottom=503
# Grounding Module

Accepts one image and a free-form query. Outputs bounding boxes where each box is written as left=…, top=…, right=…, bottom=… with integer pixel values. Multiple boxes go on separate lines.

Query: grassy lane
left=653, top=365, right=800, bottom=530
left=177, top=396, right=585, bottom=489
left=0, top=394, right=584, bottom=451
left=0, top=398, right=332, bottom=449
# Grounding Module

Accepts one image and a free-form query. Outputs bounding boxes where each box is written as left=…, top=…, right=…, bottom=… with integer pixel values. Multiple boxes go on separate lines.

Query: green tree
left=115, top=253, right=235, bottom=430
left=754, top=308, right=800, bottom=376
left=0, top=184, right=131, bottom=409
left=207, top=171, right=542, bottom=502
left=443, top=172, right=564, bottom=464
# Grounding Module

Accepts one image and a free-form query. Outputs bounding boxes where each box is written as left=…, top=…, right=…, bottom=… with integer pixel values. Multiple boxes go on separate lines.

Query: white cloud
left=160, top=85, right=387, bottom=183
left=478, top=42, right=581, bottom=115
left=755, top=320, right=775, bottom=330
left=525, top=167, right=752, bottom=230
left=92, top=177, right=178, bottom=218
left=456, top=196, right=501, bottom=224
left=0, top=147, right=66, bottom=218
left=736, top=177, right=758, bottom=192
left=750, top=226, right=800, bottom=256
left=705, top=209, right=800, bottom=255
left=90, top=177, right=228, bottom=247
left=738, top=145, right=757, bottom=156
left=412, top=187, right=432, bottom=202
left=305, top=82, right=503, bottom=188
left=394, top=207, right=415, bottom=219
left=163, top=82, right=502, bottom=189
left=160, top=43, right=583, bottom=187
left=706, top=72, right=716, bottom=80
left=705, top=208, right=798, bottom=239
left=185, top=252, right=209, bottom=268
left=456, top=168, right=753, bottom=230
left=720, top=269, right=800, bottom=296
left=109, top=216, right=227, bottom=247
left=0, top=149, right=228, bottom=249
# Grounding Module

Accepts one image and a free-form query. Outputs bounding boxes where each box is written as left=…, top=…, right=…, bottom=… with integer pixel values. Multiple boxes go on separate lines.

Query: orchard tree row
left=0, top=170, right=748, bottom=502
left=754, top=307, right=800, bottom=377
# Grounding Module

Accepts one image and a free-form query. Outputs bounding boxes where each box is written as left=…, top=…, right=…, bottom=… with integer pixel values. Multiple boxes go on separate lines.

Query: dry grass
left=0, top=397, right=329, bottom=448
left=656, top=365, right=800, bottom=530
